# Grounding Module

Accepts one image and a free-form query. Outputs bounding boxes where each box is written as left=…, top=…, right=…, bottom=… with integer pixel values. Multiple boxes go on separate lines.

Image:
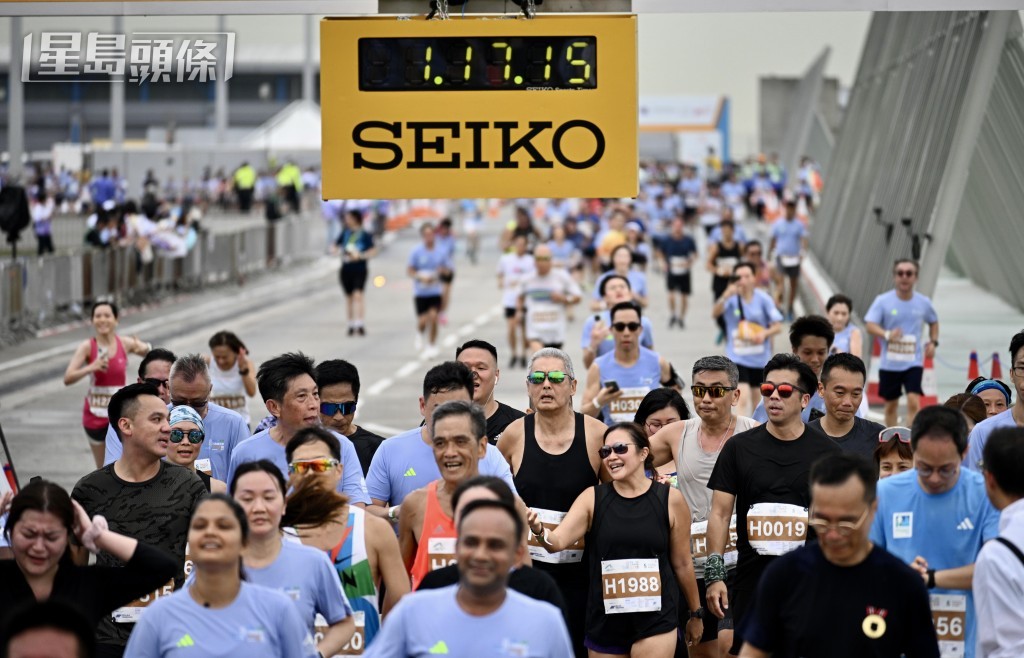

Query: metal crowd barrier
left=0, top=215, right=322, bottom=329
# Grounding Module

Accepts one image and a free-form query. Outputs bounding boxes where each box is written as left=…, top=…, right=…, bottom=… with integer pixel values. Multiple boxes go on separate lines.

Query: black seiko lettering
left=408, top=122, right=461, bottom=169
left=494, top=121, right=554, bottom=169
left=352, top=121, right=403, bottom=170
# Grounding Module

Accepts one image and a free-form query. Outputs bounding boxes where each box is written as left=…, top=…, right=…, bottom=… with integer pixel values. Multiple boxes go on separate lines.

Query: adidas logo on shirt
left=176, top=634, right=195, bottom=648
left=404, top=467, right=417, bottom=477
left=956, top=517, right=975, bottom=531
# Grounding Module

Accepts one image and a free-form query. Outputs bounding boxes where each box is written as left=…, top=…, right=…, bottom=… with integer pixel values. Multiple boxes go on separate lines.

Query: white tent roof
left=242, top=100, right=321, bottom=150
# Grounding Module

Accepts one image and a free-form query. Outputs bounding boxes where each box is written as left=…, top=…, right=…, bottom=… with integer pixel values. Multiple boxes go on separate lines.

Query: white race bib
left=732, top=336, right=763, bottom=357
left=210, top=394, right=246, bottom=410
left=690, top=515, right=739, bottom=574
left=112, top=581, right=175, bottom=623
left=527, top=508, right=584, bottom=564
left=887, top=335, right=917, bottom=362
left=428, top=537, right=457, bottom=573
left=601, top=558, right=662, bottom=614
left=779, top=254, right=801, bottom=268
left=930, top=593, right=967, bottom=658
left=746, top=502, right=808, bottom=556
left=607, top=387, right=652, bottom=423
left=88, top=386, right=119, bottom=418
left=194, top=459, right=212, bottom=476
left=669, top=256, right=690, bottom=276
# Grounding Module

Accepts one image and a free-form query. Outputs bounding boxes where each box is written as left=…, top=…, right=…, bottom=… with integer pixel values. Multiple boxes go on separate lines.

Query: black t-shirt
left=349, top=425, right=387, bottom=476
left=706, top=423, right=841, bottom=591
left=71, top=461, right=206, bottom=646
left=487, top=401, right=526, bottom=445
left=417, top=564, right=568, bottom=625
left=808, top=416, right=886, bottom=461
left=743, top=543, right=940, bottom=658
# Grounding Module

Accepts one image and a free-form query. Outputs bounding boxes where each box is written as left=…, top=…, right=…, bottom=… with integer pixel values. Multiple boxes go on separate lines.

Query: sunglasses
left=691, top=385, right=737, bottom=399
left=169, top=428, right=204, bottom=444
left=534, top=256, right=552, bottom=261
left=759, top=383, right=806, bottom=399
left=320, top=401, right=357, bottom=416
left=288, top=458, right=340, bottom=475
left=878, top=426, right=912, bottom=444
left=611, top=322, right=642, bottom=332
left=144, top=377, right=170, bottom=388
left=527, top=370, right=569, bottom=385
left=895, top=270, right=916, bottom=277
left=171, top=397, right=208, bottom=410
left=598, top=442, right=637, bottom=459
left=807, top=507, right=869, bottom=538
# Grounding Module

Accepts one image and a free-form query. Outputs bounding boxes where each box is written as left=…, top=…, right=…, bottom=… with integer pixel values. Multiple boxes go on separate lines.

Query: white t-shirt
left=519, top=270, right=582, bottom=345
left=496, top=253, right=536, bottom=309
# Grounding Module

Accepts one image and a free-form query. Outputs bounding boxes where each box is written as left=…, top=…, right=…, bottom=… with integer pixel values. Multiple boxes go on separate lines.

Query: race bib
left=601, top=558, right=662, bottom=615
left=887, top=335, right=917, bottom=362
left=732, top=336, right=763, bottom=357
left=779, top=254, right=801, bottom=268
left=210, top=394, right=246, bottom=411
left=669, top=256, right=690, bottom=275
left=930, top=593, right=966, bottom=658
left=690, top=515, right=739, bottom=572
left=607, top=387, right=651, bottom=423
left=112, top=580, right=175, bottom=623
left=529, top=309, right=561, bottom=328
left=194, top=459, right=212, bottom=476
left=746, top=503, right=808, bottom=556
left=428, top=537, right=457, bottom=573
left=527, top=508, right=584, bottom=564
left=717, top=257, right=738, bottom=276
left=316, top=611, right=366, bottom=656
left=88, top=386, right=119, bottom=418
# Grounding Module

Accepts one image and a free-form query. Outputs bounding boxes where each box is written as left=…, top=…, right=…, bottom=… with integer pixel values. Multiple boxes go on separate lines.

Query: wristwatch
left=688, top=607, right=704, bottom=620
left=929, top=340, right=939, bottom=348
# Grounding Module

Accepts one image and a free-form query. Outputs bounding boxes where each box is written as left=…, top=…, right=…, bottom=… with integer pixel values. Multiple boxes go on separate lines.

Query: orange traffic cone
left=968, top=351, right=979, bottom=381
left=867, top=337, right=884, bottom=406
left=992, top=352, right=1003, bottom=380
left=921, top=354, right=939, bottom=408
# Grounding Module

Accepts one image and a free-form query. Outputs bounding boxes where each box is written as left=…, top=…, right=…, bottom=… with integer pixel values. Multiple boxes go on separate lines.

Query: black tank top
left=515, top=413, right=597, bottom=575
left=585, top=481, right=678, bottom=645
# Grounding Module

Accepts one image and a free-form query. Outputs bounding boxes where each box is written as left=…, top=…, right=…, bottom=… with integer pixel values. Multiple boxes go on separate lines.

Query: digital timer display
left=358, top=36, right=597, bottom=91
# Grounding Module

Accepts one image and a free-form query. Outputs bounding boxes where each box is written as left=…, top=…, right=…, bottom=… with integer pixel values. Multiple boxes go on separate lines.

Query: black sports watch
left=688, top=607, right=704, bottom=620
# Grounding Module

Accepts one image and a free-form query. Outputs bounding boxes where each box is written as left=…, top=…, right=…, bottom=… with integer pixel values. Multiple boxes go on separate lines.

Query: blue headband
left=970, top=381, right=1011, bottom=406
left=169, top=405, right=205, bottom=433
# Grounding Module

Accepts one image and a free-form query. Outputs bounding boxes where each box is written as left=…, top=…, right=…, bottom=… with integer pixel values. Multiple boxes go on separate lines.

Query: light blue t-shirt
left=435, top=234, right=457, bottom=264
left=863, top=290, right=938, bottom=372
left=365, top=427, right=517, bottom=505
left=124, top=582, right=318, bottom=658
left=595, top=347, right=661, bottom=424
left=831, top=324, right=854, bottom=355
left=722, top=290, right=784, bottom=369
left=104, top=402, right=250, bottom=482
left=592, top=269, right=648, bottom=301
left=964, top=408, right=1017, bottom=471
left=247, top=539, right=352, bottom=630
left=580, top=312, right=654, bottom=359
left=869, top=468, right=1000, bottom=658
left=770, top=218, right=806, bottom=256
left=407, top=244, right=453, bottom=297
left=365, top=585, right=572, bottom=658
left=227, top=428, right=370, bottom=505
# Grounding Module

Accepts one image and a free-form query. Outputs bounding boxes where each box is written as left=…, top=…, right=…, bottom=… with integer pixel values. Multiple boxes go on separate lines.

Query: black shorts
left=690, top=575, right=734, bottom=644
left=504, top=307, right=517, bottom=319
left=737, top=364, right=765, bottom=388
left=666, top=273, right=691, bottom=294
left=84, top=425, right=108, bottom=445
left=776, top=257, right=801, bottom=279
left=439, top=272, right=454, bottom=284
left=729, top=587, right=756, bottom=655
left=879, top=367, right=924, bottom=400
left=339, top=265, right=368, bottom=295
left=414, top=295, right=443, bottom=316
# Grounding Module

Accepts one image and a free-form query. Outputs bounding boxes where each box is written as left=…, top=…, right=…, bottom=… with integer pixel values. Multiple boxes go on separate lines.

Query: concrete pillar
left=302, top=14, right=315, bottom=103
left=9, top=17, right=25, bottom=180
left=215, top=15, right=228, bottom=143
left=110, top=15, right=126, bottom=146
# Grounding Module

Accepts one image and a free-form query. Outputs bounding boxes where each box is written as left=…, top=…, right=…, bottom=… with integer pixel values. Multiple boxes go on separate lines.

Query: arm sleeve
left=122, top=608, right=160, bottom=658
left=963, top=425, right=985, bottom=471
left=580, top=317, right=595, bottom=350
left=481, top=446, right=519, bottom=496
left=279, top=599, right=320, bottom=658
left=365, top=445, right=392, bottom=503
left=339, top=437, right=371, bottom=505
left=96, top=542, right=178, bottom=614
left=738, top=557, right=788, bottom=653
left=763, top=295, right=784, bottom=324
left=547, top=610, right=575, bottom=658
left=864, top=296, right=883, bottom=324
left=315, top=551, right=353, bottom=623
left=226, top=416, right=251, bottom=469
left=641, top=319, right=654, bottom=349
left=980, top=496, right=1001, bottom=543
left=104, top=425, right=121, bottom=465
left=924, top=298, right=938, bottom=324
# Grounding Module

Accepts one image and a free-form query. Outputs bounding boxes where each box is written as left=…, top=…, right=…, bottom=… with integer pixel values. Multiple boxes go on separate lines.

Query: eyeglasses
left=288, top=458, right=340, bottom=475
left=169, top=428, right=204, bottom=444
left=645, top=419, right=679, bottom=433
left=895, top=269, right=916, bottom=277
left=320, top=401, right=357, bottom=416
left=1011, top=366, right=1024, bottom=377
left=144, top=377, right=169, bottom=388
left=878, top=426, right=912, bottom=444
left=916, top=463, right=958, bottom=479
left=534, top=256, right=552, bottom=261
left=807, top=507, right=869, bottom=537
left=598, top=442, right=637, bottom=459
left=171, top=397, right=208, bottom=410
left=527, top=370, right=569, bottom=385
left=611, top=322, right=642, bottom=332
left=759, top=383, right=805, bottom=399
left=691, top=385, right=737, bottom=399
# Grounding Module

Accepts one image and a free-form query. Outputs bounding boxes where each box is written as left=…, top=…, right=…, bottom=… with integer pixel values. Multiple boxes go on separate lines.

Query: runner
left=166, top=405, right=226, bottom=493
left=206, top=331, right=256, bottom=427
left=742, top=242, right=774, bottom=294
left=517, top=244, right=582, bottom=354
left=335, top=208, right=376, bottom=337
left=593, top=244, right=648, bottom=310
left=283, top=428, right=410, bottom=653
left=124, top=495, right=318, bottom=658
left=455, top=340, right=525, bottom=444
left=648, top=355, right=758, bottom=658
left=864, top=259, right=940, bottom=427
left=660, top=216, right=698, bottom=329
left=370, top=499, right=572, bottom=658
left=407, top=223, right=453, bottom=359
left=584, top=302, right=673, bottom=424
left=707, top=221, right=745, bottom=345
left=965, top=378, right=1011, bottom=418
left=496, top=234, right=536, bottom=369
left=315, top=359, right=386, bottom=476
left=740, top=454, right=939, bottom=658
left=809, top=354, right=885, bottom=460
left=63, top=301, right=153, bottom=468
left=965, top=330, right=1024, bottom=471
left=436, top=218, right=457, bottom=327
left=874, top=426, right=914, bottom=478
left=529, top=423, right=704, bottom=657
left=102, top=348, right=176, bottom=465
left=229, top=460, right=356, bottom=656
left=580, top=274, right=656, bottom=369
left=633, top=387, right=690, bottom=486
left=769, top=199, right=807, bottom=321
left=826, top=294, right=864, bottom=357
left=870, top=406, right=999, bottom=658
left=705, top=353, right=841, bottom=657
left=499, top=347, right=607, bottom=658
left=712, top=262, right=783, bottom=416
left=752, top=316, right=835, bottom=423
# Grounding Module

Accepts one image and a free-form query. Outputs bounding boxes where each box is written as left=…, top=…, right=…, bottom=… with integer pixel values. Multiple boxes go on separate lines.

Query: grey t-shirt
left=808, top=416, right=885, bottom=461
left=72, top=461, right=206, bottom=647
left=675, top=415, right=760, bottom=524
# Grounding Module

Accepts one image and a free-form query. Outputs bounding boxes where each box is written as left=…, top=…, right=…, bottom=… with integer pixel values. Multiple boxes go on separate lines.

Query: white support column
left=9, top=17, right=25, bottom=179
left=110, top=15, right=126, bottom=146
left=303, top=14, right=315, bottom=103
left=215, top=14, right=228, bottom=143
